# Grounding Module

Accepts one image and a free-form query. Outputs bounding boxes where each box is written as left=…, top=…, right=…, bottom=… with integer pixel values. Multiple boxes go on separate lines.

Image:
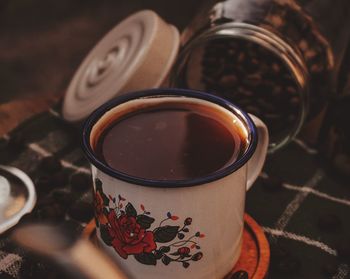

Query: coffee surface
left=95, top=106, right=245, bottom=180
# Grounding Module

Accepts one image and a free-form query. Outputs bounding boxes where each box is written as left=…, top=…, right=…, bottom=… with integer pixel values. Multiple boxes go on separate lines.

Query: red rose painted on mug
left=107, top=210, right=157, bottom=259
left=94, top=178, right=205, bottom=267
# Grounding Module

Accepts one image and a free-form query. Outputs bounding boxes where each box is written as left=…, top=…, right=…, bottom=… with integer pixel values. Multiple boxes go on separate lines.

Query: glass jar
left=170, top=0, right=350, bottom=152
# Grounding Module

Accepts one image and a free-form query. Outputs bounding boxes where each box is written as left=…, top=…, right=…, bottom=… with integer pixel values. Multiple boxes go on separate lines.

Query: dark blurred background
left=0, top=0, right=200, bottom=105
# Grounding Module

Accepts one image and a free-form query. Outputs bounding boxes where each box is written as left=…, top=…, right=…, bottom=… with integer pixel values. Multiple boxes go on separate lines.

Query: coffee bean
left=237, top=52, right=245, bottom=63
left=267, top=13, right=284, bottom=28
left=201, top=57, right=221, bottom=68
left=286, top=86, right=297, bottom=95
left=245, top=74, right=262, bottom=86
left=40, top=156, right=62, bottom=174
left=70, top=173, right=91, bottom=192
left=227, top=48, right=236, bottom=56
left=203, top=63, right=222, bottom=77
left=219, top=75, right=238, bottom=88
left=298, top=39, right=308, bottom=52
left=36, top=195, right=55, bottom=208
left=201, top=77, right=216, bottom=88
left=317, top=214, right=342, bottom=232
left=50, top=171, right=68, bottom=188
left=39, top=203, right=66, bottom=222
left=289, top=97, right=300, bottom=107
left=285, top=24, right=304, bottom=44
left=230, top=270, right=248, bottom=279
left=35, top=175, right=51, bottom=193
left=8, top=133, right=25, bottom=150
left=68, top=201, right=94, bottom=223
left=304, top=49, right=317, bottom=60
left=272, top=63, right=281, bottom=73
left=241, top=89, right=254, bottom=98
left=52, top=190, right=73, bottom=206
left=310, top=62, right=324, bottom=73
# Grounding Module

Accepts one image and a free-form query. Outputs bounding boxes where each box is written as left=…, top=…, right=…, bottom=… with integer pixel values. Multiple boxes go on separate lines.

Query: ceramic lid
left=62, top=10, right=180, bottom=122
left=0, top=165, right=36, bottom=233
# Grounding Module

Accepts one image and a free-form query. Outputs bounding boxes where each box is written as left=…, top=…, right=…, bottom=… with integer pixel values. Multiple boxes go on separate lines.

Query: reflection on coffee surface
left=94, top=104, right=247, bottom=180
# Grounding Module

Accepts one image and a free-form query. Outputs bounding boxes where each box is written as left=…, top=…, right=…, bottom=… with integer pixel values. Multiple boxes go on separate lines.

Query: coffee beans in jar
left=170, top=0, right=350, bottom=152
left=200, top=38, right=302, bottom=146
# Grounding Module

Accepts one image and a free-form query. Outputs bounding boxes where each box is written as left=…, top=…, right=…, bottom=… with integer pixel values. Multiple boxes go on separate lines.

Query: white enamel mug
left=82, top=88, right=268, bottom=279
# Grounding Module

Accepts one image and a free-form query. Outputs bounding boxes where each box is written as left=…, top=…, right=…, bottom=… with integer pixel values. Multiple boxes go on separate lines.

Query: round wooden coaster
left=82, top=213, right=270, bottom=279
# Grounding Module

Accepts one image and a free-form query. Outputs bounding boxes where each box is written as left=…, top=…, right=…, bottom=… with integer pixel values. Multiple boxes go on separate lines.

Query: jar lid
left=0, top=165, right=36, bottom=233
left=62, top=10, right=180, bottom=122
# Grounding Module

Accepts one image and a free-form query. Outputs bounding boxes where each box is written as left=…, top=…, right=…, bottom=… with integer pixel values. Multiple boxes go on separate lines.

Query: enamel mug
left=82, top=88, right=268, bottom=279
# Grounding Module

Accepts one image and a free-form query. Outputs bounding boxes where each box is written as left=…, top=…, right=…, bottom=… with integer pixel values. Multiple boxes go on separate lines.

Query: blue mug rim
left=82, top=88, right=258, bottom=188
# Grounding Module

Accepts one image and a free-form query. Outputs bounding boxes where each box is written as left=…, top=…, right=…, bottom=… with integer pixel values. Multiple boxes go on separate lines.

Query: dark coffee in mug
left=92, top=99, right=248, bottom=180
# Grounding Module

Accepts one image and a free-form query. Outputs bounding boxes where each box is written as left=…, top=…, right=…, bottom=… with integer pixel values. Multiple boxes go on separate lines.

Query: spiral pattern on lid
left=63, top=10, right=179, bottom=122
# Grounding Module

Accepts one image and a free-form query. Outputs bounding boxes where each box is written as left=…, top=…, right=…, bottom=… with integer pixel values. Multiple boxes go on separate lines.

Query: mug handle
left=246, top=114, right=269, bottom=190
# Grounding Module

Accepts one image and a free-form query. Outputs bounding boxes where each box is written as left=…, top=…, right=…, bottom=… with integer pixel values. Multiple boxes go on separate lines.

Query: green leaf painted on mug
left=102, top=207, right=109, bottom=215
left=191, top=252, right=203, bottom=261
left=94, top=217, right=99, bottom=228
left=134, top=253, right=157, bottom=265
left=183, top=261, right=190, bottom=268
left=159, top=246, right=170, bottom=253
left=102, top=193, right=110, bottom=206
left=153, top=226, right=179, bottom=243
left=94, top=179, right=109, bottom=206
left=154, top=250, right=163, bottom=259
left=136, top=214, right=155, bottom=229
left=162, top=255, right=171, bottom=265
left=95, top=178, right=103, bottom=190
left=100, top=224, right=112, bottom=246
left=125, top=202, right=137, bottom=217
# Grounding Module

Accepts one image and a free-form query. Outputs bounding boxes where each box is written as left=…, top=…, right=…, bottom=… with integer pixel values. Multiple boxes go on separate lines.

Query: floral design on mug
left=94, top=178, right=204, bottom=267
